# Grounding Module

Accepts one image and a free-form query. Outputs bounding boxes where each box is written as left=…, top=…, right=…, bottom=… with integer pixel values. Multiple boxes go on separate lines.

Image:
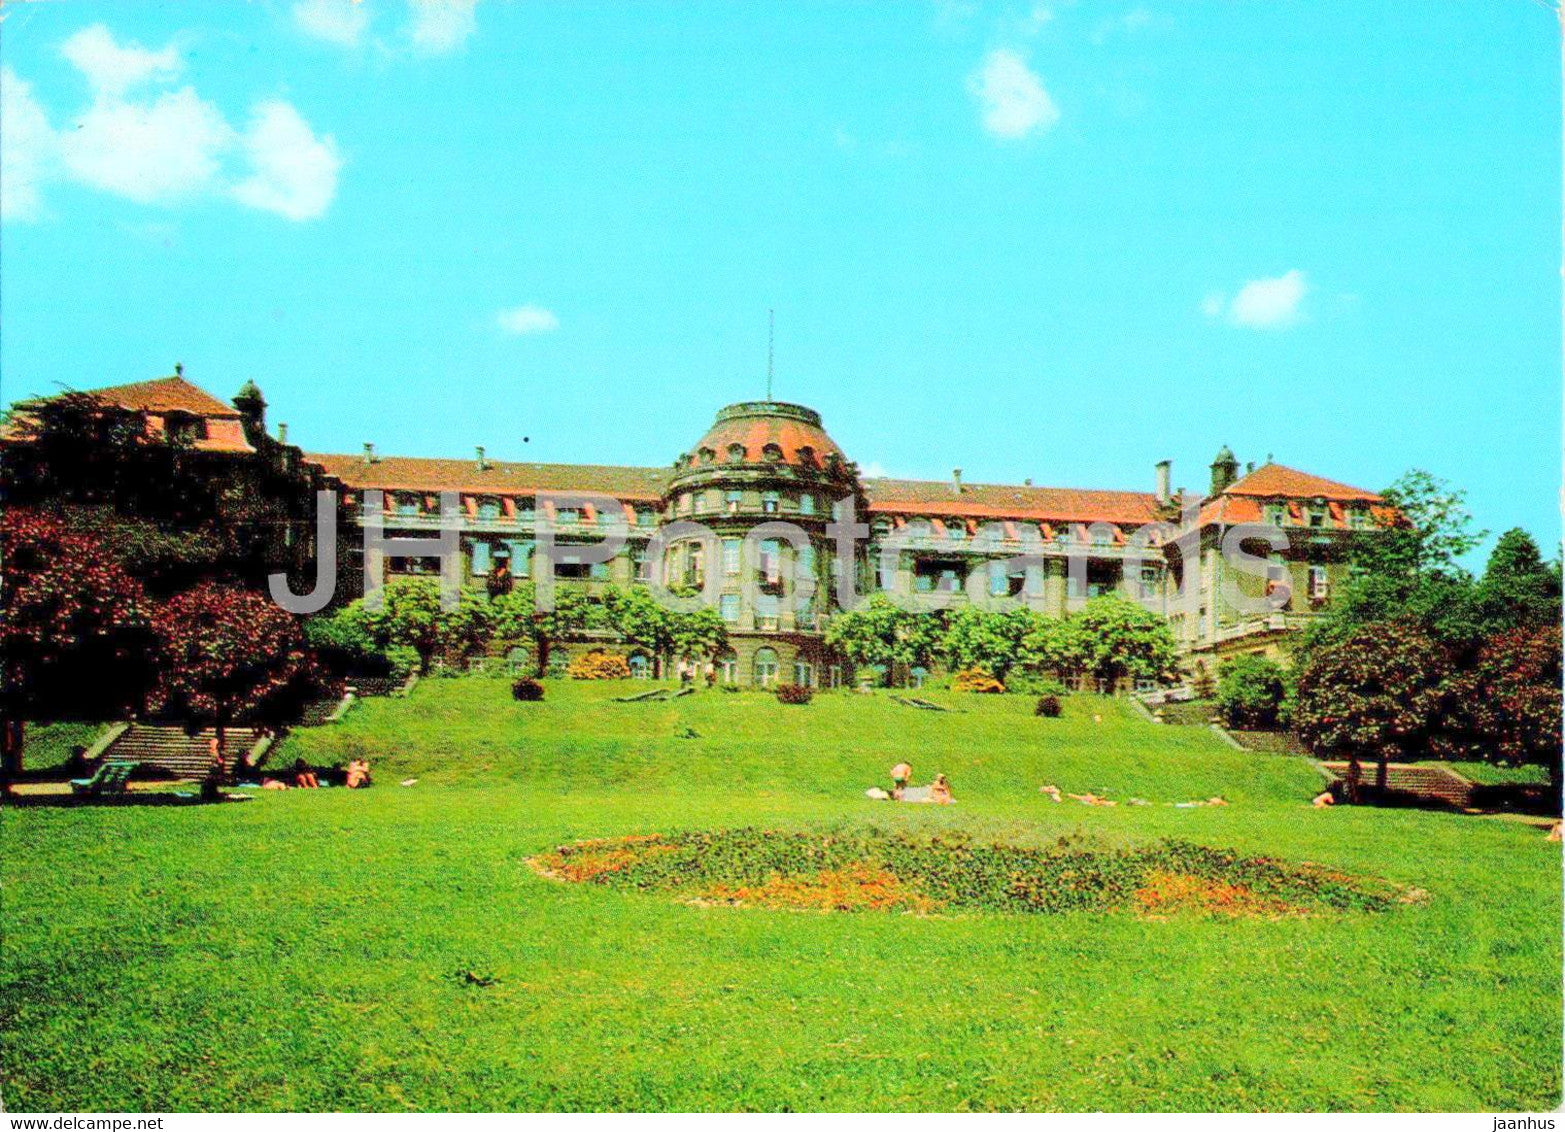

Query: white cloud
left=232, top=101, right=342, bottom=220
left=3, top=26, right=341, bottom=223
left=858, top=461, right=893, bottom=480
left=1, top=67, right=57, bottom=221
left=293, top=0, right=371, bottom=48
left=60, top=24, right=181, bottom=98
left=497, top=305, right=559, bottom=335
left=60, top=86, right=235, bottom=204
left=1204, top=270, right=1309, bottom=329
left=968, top=49, right=1059, bottom=139
left=407, top=0, right=478, bottom=54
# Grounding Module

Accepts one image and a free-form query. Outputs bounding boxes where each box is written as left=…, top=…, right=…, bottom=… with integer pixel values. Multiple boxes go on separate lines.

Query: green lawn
left=3, top=678, right=1559, bottom=1112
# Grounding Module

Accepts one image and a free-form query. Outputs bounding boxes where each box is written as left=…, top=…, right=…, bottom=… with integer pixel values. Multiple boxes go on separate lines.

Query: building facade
left=5, top=374, right=1391, bottom=686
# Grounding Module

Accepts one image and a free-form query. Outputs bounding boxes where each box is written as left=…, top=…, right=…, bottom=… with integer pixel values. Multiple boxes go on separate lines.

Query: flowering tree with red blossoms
left=0, top=509, right=155, bottom=789
left=1293, top=623, right=1452, bottom=797
left=1442, top=625, right=1562, bottom=786
left=148, top=583, right=330, bottom=771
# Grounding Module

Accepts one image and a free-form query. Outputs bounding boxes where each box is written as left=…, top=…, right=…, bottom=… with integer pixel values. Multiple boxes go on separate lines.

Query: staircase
left=103, top=725, right=269, bottom=779
left=1322, top=761, right=1475, bottom=808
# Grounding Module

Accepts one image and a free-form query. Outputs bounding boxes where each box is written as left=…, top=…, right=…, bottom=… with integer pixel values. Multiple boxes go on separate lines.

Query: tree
left=1440, top=625, right=1562, bottom=785
left=331, top=578, right=497, bottom=671
left=824, top=594, right=943, bottom=686
left=940, top=606, right=1045, bottom=682
left=149, top=583, right=330, bottom=786
left=1293, top=623, right=1451, bottom=796
left=667, top=605, right=727, bottom=665
left=1474, top=528, right=1561, bottom=634
left=1300, top=469, right=1486, bottom=657
left=1216, top=654, right=1292, bottom=729
left=1061, top=595, right=1179, bottom=689
left=0, top=509, right=156, bottom=789
left=605, top=585, right=675, bottom=673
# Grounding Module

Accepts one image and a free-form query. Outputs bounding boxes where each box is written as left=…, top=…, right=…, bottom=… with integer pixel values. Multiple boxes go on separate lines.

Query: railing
left=1210, top=612, right=1316, bottom=644
left=363, top=512, right=656, bottom=538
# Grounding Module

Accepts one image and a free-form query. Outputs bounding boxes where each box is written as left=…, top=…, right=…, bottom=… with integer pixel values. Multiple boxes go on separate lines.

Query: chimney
left=277, top=422, right=289, bottom=444
left=1245, top=461, right=1255, bottom=475
left=363, top=442, right=376, bottom=466
left=952, top=468, right=963, bottom=495
left=1155, top=459, right=1171, bottom=506
left=476, top=445, right=488, bottom=471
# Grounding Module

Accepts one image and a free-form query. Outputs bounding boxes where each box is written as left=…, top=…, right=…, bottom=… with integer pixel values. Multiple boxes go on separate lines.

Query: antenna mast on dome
left=766, top=309, right=774, bottom=402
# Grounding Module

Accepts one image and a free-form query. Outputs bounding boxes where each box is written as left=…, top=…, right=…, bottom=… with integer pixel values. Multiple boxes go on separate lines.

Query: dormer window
left=1308, top=501, right=1327, bottom=528
left=948, top=521, right=966, bottom=541
left=698, top=447, right=716, bottom=464
left=163, top=412, right=208, bottom=444
left=797, top=445, right=816, bottom=468
left=762, top=443, right=784, bottom=463
left=727, top=443, right=746, bottom=462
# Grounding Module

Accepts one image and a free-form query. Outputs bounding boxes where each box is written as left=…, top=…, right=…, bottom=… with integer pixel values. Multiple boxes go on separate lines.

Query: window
left=519, top=500, right=536, bottom=523
left=1264, top=503, right=1286, bottom=527
left=556, top=507, right=581, bottom=525
left=678, top=494, right=692, bottom=515
left=762, top=491, right=780, bottom=514
left=723, top=538, right=741, bottom=576
left=698, top=447, right=716, bottom=464
left=506, top=540, right=533, bottom=577
left=753, top=647, right=780, bottom=686
left=727, top=443, right=746, bottom=462
left=914, top=559, right=963, bottom=593
left=799, top=492, right=816, bottom=515
left=685, top=543, right=705, bottom=588
left=1309, top=565, right=1329, bottom=600
left=725, top=490, right=742, bottom=514
left=756, top=593, right=780, bottom=630
left=1349, top=508, right=1370, bottom=530
left=797, top=446, right=816, bottom=468
left=554, top=553, right=589, bottom=580
left=762, top=443, right=784, bottom=463
left=909, top=665, right=928, bottom=690
left=633, top=547, right=652, bottom=582
left=628, top=653, right=652, bottom=679
left=471, top=541, right=493, bottom=576
left=1140, top=566, right=1160, bottom=600
left=720, top=593, right=740, bottom=622
left=590, top=560, right=610, bottom=581
left=637, top=508, right=656, bottom=527
left=797, top=543, right=816, bottom=580
left=1265, top=562, right=1292, bottom=608
left=718, top=650, right=738, bottom=682
left=478, top=498, right=501, bottom=520
left=988, top=560, right=1008, bottom=597
left=1091, top=526, right=1113, bottom=547
left=759, top=539, right=783, bottom=589
left=1308, top=504, right=1327, bottom=528
left=793, top=660, right=814, bottom=687
left=397, top=494, right=420, bottom=516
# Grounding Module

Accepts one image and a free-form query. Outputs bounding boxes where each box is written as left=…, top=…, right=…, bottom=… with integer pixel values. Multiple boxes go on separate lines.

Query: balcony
left=1210, top=612, right=1316, bottom=645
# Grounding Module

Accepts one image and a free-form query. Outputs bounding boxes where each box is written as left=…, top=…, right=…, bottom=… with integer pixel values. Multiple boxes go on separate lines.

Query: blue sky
left=1, top=1, right=1558, bottom=561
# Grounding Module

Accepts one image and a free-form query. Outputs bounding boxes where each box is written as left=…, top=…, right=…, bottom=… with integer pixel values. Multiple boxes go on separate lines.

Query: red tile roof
left=864, top=478, right=1161, bottom=525
left=83, top=375, right=242, bottom=418
left=307, top=452, right=669, bottom=501
left=1223, top=462, right=1382, bottom=502
left=684, top=402, right=846, bottom=469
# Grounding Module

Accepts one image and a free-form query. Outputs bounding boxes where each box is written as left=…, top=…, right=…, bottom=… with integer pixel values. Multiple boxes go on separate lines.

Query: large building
left=4, top=374, right=1390, bottom=687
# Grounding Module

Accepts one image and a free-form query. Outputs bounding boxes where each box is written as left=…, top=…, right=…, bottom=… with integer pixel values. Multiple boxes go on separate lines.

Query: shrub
left=566, top=650, right=631, bottom=680
left=775, top=683, right=813, bottom=705
left=953, top=667, right=1006, bottom=694
left=1034, top=694, right=1062, bottom=718
left=384, top=645, right=420, bottom=680
left=1216, top=655, right=1292, bottom=729
left=511, top=677, right=545, bottom=702
left=719, top=682, right=744, bottom=693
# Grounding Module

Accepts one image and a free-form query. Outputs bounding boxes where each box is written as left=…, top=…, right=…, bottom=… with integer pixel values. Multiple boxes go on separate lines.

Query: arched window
left=796, top=445, right=816, bottom=468
left=753, top=647, right=779, bottom=687
left=793, top=660, right=814, bottom=687
left=909, top=665, right=929, bottom=690
left=762, top=443, right=784, bottom=463
left=628, top=653, right=652, bottom=680
left=717, top=649, right=738, bottom=684
left=727, top=443, right=746, bottom=462
left=698, top=447, right=716, bottom=464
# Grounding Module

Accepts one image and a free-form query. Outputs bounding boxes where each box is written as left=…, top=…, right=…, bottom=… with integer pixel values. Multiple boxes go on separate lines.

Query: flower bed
left=529, top=829, right=1403, bottom=917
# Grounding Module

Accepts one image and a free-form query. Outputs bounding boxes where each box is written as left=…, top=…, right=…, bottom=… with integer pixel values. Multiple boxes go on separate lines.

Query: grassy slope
left=2, top=679, right=1559, bottom=1112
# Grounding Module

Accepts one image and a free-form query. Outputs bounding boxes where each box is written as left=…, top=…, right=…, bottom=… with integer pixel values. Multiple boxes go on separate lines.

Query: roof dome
left=679, top=401, right=849, bottom=472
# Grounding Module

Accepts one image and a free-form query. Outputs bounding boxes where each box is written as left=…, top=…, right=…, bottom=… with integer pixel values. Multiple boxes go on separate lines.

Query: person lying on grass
left=346, top=759, right=372, bottom=789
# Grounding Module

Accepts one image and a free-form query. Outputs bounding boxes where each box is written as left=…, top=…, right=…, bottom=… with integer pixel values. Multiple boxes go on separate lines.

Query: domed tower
left=664, top=401, right=864, bottom=687
left=1209, top=444, right=1240, bottom=496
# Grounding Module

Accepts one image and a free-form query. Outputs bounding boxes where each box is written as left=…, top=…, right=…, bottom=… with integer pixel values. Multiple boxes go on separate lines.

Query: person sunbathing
left=928, top=773, right=954, bottom=804
left=292, top=759, right=319, bottom=789
left=345, top=759, right=372, bottom=789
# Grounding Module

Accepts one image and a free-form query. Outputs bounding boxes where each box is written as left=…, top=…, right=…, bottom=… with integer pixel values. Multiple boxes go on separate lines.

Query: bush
left=384, top=645, right=420, bottom=680
left=1034, top=694, right=1062, bottom=718
left=511, top=677, right=545, bottom=702
left=718, top=682, right=743, bottom=693
left=1216, top=655, right=1292, bottom=729
left=775, top=683, right=813, bottom=705
left=566, top=650, right=631, bottom=680
left=953, top=667, right=1006, bottom=694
